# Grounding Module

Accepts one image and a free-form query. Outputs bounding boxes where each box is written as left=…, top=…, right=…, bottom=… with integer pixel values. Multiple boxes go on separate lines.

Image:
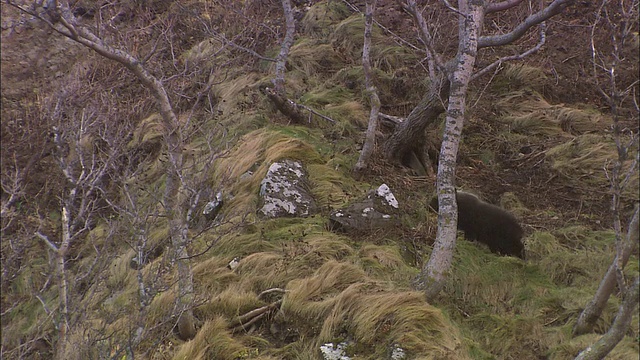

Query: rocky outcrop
left=258, top=160, right=317, bottom=218
left=328, top=184, right=399, bottom=233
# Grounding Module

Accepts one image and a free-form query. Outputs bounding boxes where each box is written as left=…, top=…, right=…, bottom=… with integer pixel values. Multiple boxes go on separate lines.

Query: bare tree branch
left=486, top=0, right=525, bottom=14
left=403, top=0, right=445, bottom=80
left=471, top=22, right=547, bottom=82
left=478, top=0, right=572, bottom=49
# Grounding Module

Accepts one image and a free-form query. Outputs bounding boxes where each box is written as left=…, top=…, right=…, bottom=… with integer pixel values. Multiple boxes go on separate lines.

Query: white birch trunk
left=354, top=0, right=380, bottom=174
left=573, top=204, right=639, bottom=336
left=273, top=0, right=296, bottom=96
left=417, top=0, right=485, bottom=301
left=574, top=276, right=640, bottom=360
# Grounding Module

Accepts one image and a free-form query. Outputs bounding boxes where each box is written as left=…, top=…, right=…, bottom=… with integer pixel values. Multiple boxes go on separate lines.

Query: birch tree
left=573, top=0, right=639, bottom=338
left=575, top=276, right=640, bottom=360
left=395, top=0, right=574, bottom=300
left=31, top=94, right=125, bottom=357
left=7, top=0, right=201, bottom=341
left=354, top=0, right=381, bottom=174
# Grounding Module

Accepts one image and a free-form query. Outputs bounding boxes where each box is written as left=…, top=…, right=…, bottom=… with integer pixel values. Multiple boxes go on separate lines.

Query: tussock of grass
left=329, top=15, right=372, bottom=60
left=307, top=163, right=364, bottom=208
left=556, top=106, right=605, bottom=135
left=282, top=261, right=467, bottom=358
left=498, top=92, right=565, bottom=136
left=323, top=100, right=368, bottom=131
left=1, top=295, right=54, bottom=352
left=546, top=134, right=639, bottom=197
left=147, top=291, right=176, bottom=327
left=304, top=233, right=355, bottom=261
left=223, top=228, right=354, bottom=292
left=212, top=232, right=279, bottom=259
left=466, top=313, right=546, bottom=359
left=359, top=244, right=417, bottom=283
left=500, top=64, right=547, bottom=91
left=288, top=40, right=343, bottom=78
left=129, top=113, right=164, bottom=148
left=300, top=1, right=351, bottom=38
left=371, top=45, right=419, bottom=72
left=329, top=14, right=416, bottom=72
left=445, top=241, right=536, bottom=313
left=196, top=285, right=263, bottom=320
left=442, top=226, right=638, bottom=359
left=300, top=86, right=355, bottom=108
left=498, top=191, right=529, bottom=217
left=107, top=249, right=136, bottom=290
left=172, top=316, right=246, bottom=360
left=215, top=73, right=263, bottom=118
left=497, top=91, right=606, bottom=137
left=192, top=255, right=239, bottom=295
left=234, top=252, right=290, bottom=291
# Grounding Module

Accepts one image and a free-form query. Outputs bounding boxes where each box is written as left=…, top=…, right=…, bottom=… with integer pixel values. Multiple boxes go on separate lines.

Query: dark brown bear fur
left=429, top=192, right=525, bottom=259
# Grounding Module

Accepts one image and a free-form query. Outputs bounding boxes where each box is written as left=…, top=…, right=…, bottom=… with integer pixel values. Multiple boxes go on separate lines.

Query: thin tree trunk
left=416, top=0, right=484, bottom=302
left=574, top=275, right=640, bottom=360
left=273, top=0, right=296, bottom=96
left=573, top=204, right=639, bottom=335
left=354, top=0, right=379, bottom=174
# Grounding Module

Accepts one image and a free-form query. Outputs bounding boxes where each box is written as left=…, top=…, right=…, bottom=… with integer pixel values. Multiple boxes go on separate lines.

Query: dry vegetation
left=1, top=1, right=638, bottom=359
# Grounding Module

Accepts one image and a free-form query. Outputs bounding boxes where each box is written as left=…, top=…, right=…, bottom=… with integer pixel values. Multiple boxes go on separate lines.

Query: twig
left=257, top=288, right=288, bottom=300
left=35, top=231, right=59, bottom=252
left=294, top=103, right=336, bottom=123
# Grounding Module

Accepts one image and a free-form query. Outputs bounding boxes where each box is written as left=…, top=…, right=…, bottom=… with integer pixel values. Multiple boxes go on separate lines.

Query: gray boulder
left=258, top=160, right=317, bottom=218
left=329, top=184, right=399, bottom=232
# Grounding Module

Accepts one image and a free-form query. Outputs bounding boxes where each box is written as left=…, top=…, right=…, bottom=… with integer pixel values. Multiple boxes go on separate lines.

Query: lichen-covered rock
left=328, top=183, right=399, bottom=232
left=258, top=160, right=317, bottom=218
left=320, top=342, right=351, bottom=360
left=202, top=191, right=224, bottom=221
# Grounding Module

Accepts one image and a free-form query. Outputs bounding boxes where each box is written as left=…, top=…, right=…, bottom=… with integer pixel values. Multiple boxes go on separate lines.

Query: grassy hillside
left=1, top=1, right=638, bottom=359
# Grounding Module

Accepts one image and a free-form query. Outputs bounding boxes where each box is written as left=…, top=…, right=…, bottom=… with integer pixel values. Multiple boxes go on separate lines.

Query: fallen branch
left=258, top=288, right=288, bottom=300
left=263, top=87, right=336, bottom=124
left=229, top=299, right=282, bottom=333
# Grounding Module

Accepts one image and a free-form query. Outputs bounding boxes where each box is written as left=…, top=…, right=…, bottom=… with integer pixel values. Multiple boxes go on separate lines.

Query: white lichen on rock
left=390, top=344, right=406, bottom=359
left=376, top=183, right=398, bottom=208
left=320, top=342, right=351, bottom=360
left=258, top=160, right=316, bottom=218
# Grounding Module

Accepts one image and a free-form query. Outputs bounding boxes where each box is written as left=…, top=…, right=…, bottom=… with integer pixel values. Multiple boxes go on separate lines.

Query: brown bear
left=429, top=191, right=525, bottom=259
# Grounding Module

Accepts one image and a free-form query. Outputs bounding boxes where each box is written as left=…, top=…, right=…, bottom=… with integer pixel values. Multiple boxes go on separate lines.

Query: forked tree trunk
left=573, top=204, right=639, bottom=336
left=574, top=275, right=640, bottom=360
left=415, top=0, right=484, bottom=302
left=383, top=77, right=449, bottom=175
